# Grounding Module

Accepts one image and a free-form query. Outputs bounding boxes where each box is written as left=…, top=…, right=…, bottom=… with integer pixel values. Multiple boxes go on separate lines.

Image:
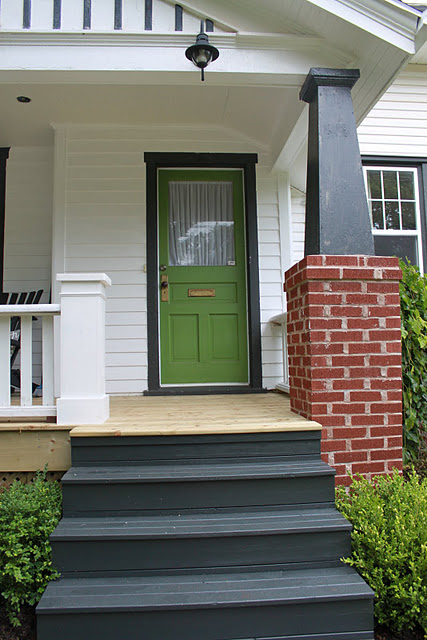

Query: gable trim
left=307, top=0, right=424, bottom=52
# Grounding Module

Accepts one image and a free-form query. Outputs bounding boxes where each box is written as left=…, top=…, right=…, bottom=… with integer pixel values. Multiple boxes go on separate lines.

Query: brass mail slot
left=188, top=288, right=216, bottom=298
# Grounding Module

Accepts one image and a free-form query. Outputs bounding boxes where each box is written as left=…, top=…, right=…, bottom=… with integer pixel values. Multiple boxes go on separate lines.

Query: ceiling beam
left=0, top=33, right=353, bottom=86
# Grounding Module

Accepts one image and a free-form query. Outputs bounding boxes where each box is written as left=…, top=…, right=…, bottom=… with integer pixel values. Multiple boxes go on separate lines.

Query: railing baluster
left=23, top=0, right=31, bottom=28
left=114, top=0, right=122, bottom=30
left=83, top=0, right=91, bottom=29
left=145, top=0, right=152, bottom=30
left=0, top=316, right=11, bottom=407
left=53, top=0, right=61, bottom=29
left=175, top=5, right=182, bottom=31
left=20, top=315, right=33, bottom=406
left=42, top=315, right=54, bottom=406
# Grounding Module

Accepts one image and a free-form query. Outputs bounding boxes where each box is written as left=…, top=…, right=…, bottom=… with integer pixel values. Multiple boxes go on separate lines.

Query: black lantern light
left=185, top=21, right=219, bottom=82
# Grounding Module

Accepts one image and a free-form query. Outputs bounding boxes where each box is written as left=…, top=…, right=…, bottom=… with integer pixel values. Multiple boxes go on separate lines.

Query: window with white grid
left=364, top=166, right=424, bottom=271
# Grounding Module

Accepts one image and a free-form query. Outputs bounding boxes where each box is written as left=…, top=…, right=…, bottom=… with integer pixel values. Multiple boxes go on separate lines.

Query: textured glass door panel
left=169, top=182, right=234, bottom=266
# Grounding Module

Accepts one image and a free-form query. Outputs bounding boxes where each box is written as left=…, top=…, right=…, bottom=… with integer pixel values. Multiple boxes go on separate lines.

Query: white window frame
left=363, top=165, right=424, bottom=273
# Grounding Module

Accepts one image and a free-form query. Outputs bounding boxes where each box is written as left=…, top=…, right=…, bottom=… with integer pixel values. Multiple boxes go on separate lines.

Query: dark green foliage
left=400, top=260, right=427, bottom=463
left=336, top=471, right=427, bottom=634
left=0, top=470, right=62, bottom=626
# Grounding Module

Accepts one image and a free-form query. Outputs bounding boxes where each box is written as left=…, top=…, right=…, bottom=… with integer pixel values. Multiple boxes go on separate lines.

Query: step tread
left=63, top=460, right=334, bottom=484
left=52, top=507, right=351, bottom=540
left=38, top=567, right=373, bottom=613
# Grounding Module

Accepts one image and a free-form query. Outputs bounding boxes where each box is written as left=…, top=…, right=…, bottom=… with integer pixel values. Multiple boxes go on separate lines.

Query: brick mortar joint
left=285, top=273, right=402, bottom=290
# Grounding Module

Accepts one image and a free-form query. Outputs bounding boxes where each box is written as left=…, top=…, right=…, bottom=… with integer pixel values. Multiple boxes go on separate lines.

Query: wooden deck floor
left=0, top=393, right=320, bottom=472
left=70, top=393, right=321, bottom=437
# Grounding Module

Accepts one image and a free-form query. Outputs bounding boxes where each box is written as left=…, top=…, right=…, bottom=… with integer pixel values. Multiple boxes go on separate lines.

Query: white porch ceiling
left=0, top=82, right=302, bottom=153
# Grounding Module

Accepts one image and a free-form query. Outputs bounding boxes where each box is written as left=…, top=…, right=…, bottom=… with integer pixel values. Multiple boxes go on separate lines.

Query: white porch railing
left=270, top=312, right=289, bottom=393
left=0, top=273, right=111, bottom=424
left=0, top=304, right=60, bottom=417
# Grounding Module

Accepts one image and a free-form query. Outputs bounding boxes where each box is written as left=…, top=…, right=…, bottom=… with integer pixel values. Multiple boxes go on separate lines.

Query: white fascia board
left=0, top=33, right=352, bottom=84
left=306, top=0, right=421, bottom=53
left=414, top=10, right=427, bottom=52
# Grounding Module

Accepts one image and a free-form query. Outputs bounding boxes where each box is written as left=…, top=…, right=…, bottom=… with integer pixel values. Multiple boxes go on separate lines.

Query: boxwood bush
left=0, top=470, right=62, bottom=626
left=400, top=259, right=427, bottom=463
left=336, top=471, right=427, bottom=635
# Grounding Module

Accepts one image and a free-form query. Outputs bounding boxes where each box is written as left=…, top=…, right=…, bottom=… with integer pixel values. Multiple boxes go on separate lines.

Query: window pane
left=399, top=172, right=415, bottom=200
left=383, top=171, right=398, bottom=199
left=168, top=181, right=235, bottom=267
left=367, top=170, right=382, bottom=199
left=374, top=235, right=418, bottom=266
left=385, top=201, right=400, bottom=230
left=370, top=201, right=384, bottom=229
left=402, top=202, right=416, bottom=230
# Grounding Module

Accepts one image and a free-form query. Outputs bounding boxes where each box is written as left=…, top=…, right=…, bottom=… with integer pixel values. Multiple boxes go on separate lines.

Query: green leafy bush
left=400, top=260, right=427, bottom=463
left=0, top=470, right=62, bottom=626
left=336, top=471, right=427, bottom=635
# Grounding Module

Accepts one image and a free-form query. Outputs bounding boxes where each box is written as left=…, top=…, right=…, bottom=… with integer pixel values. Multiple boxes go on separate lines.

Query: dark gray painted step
left=37, top=566, right=373, bottom=640
left=71, top=432, right=321, bottom=467
left=227, top=635, right=374, bottom=640
left=51, top=507, right=351, bottom=576
left=62, top=460, right=335, bottom=516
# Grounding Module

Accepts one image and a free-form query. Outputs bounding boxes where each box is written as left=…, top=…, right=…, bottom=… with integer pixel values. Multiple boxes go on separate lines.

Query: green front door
left=158, top=169, right=249, bottom=385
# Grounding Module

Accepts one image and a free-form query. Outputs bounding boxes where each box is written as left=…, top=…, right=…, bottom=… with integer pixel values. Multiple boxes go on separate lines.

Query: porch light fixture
left=185, top=21, right=219, bottom=82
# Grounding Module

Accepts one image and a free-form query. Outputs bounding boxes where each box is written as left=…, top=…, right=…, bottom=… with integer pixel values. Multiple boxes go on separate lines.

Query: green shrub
left=0, top=469, right=62, bottom=626
left=336, top=471, right=427, bottom=635
left=400, top=259, right=427, bottom=463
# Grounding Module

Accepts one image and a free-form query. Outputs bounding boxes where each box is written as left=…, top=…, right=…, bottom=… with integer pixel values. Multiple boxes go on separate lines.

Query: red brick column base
left=284, top=256, right=403, bottom=486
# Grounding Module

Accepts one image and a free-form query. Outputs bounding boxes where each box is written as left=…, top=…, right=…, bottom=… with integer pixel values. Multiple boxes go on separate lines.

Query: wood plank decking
left=70, top=393, right=321, bottom=437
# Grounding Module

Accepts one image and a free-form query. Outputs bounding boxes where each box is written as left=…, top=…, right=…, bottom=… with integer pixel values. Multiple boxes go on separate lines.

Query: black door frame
left=144, top=152, right=264, bottom=395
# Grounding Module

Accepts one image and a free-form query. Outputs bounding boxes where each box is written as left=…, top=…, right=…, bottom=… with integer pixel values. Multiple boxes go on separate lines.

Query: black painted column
left=0, top=148, right=10, bottom=293
left=300, top=68, right=374, bottom=256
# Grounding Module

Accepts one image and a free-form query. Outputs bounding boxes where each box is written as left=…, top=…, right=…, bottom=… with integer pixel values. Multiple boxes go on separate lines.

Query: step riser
left=62, top=476, right=335, bottom=516
left=71, top=433, right=321, bottom=467
left=37, top=599, right=373, bottom=640
left=52, top=530, right=350, bottom=576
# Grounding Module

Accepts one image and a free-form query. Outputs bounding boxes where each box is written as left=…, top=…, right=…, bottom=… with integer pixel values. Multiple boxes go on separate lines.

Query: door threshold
left=144, top=386, right=267, bottom=396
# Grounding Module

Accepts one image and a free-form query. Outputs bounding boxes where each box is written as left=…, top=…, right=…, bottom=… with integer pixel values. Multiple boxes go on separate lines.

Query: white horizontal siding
left=257, top=171, right=285, bottom=390
left=64, top=129, right=146, bottom=394
left=63, top=125, right=279, bottom=393
left=290, top=188, right=305, bottom=265
left=3, top=147, right=53, bottom=384
left=358, top=67, right=427, bottom=157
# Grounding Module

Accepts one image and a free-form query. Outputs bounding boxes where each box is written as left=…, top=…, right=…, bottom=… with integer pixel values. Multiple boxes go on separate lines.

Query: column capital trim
left=57, top=273, right=112, bottom=287
left=300, top=68, right=360, bottom=103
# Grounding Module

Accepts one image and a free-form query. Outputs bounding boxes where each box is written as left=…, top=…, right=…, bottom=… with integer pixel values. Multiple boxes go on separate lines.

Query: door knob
left=160, top=264, right=167, bottom=271
left=160, top=274, right=169, bottom=302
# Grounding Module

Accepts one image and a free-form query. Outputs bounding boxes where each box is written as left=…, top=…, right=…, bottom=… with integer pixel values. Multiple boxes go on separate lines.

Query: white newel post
left=56, top=273, right=112, bottom=425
